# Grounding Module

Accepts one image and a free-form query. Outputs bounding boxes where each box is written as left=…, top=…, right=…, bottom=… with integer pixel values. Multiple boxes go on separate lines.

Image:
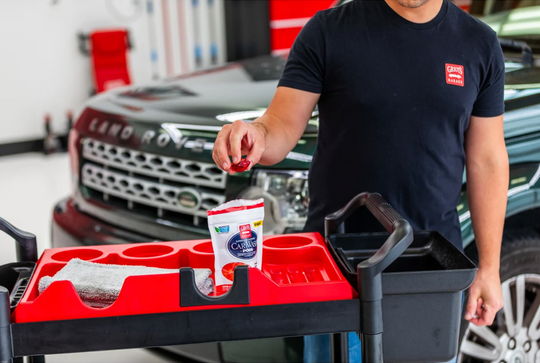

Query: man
left=213, top=0, right=508, bottom=361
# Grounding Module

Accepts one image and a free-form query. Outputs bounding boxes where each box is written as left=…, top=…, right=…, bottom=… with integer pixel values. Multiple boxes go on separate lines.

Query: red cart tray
left=13, top=233, right=355, bottom=323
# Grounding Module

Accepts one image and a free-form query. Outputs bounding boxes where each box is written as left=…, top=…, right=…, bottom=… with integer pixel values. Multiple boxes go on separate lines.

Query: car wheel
left=458, top=232, right=540, bottom=363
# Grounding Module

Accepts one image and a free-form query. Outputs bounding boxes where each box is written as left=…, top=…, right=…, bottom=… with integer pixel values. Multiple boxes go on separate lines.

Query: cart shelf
left=8, top=299, right=359, bottom=357
left=0, top=193, right=477, bottom=363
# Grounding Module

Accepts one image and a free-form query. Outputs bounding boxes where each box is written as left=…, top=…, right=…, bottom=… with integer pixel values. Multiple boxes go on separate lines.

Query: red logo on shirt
left=239, top=224, right=252, bottom=239
left=446, top=64, right=464, bottom=87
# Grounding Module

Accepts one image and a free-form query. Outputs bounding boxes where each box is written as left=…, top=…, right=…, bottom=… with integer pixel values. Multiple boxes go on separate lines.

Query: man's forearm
left=466, top=153, right=509, bottom=271
left=250, top=86, right=320, bottom=166
left=252, top=114, right=298, bottom=166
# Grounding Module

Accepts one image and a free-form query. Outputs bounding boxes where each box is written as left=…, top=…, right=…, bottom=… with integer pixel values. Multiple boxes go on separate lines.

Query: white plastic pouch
left=207, top=199, right=264, bottom=287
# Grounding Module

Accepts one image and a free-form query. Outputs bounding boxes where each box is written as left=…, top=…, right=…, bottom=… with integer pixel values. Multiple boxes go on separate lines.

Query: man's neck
left=384, top=0, right=444, bottom=24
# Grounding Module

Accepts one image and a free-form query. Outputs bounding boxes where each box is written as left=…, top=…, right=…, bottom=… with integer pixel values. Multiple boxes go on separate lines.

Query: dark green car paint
left=459, top=162, right=540, bottom=248
left=460, top=84, right=540, bottom=248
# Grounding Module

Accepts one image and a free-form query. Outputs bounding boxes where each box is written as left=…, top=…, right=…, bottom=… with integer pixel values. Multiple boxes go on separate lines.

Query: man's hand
left=212, top=87, right=320, bottom=173
left=465, top=267, right=503, bottom=326
left=212, top=120, right=266, bottom=174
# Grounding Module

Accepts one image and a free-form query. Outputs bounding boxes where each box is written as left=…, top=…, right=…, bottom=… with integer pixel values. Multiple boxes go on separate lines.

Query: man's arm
left=212, top=87, right=320, bottom=173
left=464, top=114, right=508, bottom=326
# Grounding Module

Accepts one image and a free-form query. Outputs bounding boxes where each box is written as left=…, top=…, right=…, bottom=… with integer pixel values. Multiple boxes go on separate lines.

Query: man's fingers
left=479, top=305, right=497, bottom=326
left=473, top=311, right=494, bottom=327
left=468, top=317, right=481, bottom=325
left=465, top=293, right=479, bottom=321
left=475, top=298, right=485, bottom=319
left=213, top=125, right=232, bottom=171
left=473, top=298, right=486, bottom=325
left=468, top=298, right=497, bottom=327
left=229, top=121, right=247, bottom=164
left=212, top=149, right=225, bottom=171
left=215, top=120, right=265, bottom=173
left=246, top=141, right=265, bottom=171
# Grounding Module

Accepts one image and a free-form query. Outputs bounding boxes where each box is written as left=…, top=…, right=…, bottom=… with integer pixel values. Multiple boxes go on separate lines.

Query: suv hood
left=81, top=54, right=540, bottom=154
left=77, top=55, right=316, bottom=170
left=86, top=55, right=318, bottom=136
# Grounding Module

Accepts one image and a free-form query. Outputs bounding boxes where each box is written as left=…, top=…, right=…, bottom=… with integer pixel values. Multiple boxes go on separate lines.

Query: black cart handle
left=0, top=217, right=38, bottom=263
left=325, top=193, right=404, bottom=237
left=325, top=193, right=413, bottom=300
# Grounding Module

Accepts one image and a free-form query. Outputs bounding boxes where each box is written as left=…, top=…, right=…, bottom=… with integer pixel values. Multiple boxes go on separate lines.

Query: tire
left=457, top=231, right=540, bottom=362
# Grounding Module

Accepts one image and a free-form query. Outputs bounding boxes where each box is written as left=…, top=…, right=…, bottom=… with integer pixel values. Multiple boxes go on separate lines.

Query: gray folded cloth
left=38, top=258, right=214, bottom=308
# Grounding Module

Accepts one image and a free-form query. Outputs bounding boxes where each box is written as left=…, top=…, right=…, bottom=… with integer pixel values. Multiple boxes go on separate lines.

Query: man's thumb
left=465, top=294, right=478, bottom=320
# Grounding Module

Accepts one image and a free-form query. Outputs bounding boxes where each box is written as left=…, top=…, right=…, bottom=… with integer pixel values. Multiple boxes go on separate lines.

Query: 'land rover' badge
left=178, top=189, right=200, bottom=209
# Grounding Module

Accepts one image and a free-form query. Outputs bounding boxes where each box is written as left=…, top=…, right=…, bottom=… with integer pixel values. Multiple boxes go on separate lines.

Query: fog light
left=238, top=170, right=309, bottom=235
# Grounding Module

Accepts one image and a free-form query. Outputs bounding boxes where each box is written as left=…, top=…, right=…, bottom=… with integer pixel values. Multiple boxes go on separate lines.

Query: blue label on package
left=227, top=231, right=258, bottom=260
left=215, top=225, right=230, bottom=234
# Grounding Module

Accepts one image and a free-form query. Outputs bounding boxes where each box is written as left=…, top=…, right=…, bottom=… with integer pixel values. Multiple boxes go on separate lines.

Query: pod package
left=207, top=199, right=264, bottom=287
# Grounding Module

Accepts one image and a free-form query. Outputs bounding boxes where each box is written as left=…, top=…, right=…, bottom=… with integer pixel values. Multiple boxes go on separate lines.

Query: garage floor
left=0, top=153, right=175, bottom=363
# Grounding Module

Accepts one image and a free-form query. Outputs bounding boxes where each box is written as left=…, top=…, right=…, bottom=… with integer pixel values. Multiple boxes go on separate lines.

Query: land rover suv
left=52, top=10, right=540, bottom=363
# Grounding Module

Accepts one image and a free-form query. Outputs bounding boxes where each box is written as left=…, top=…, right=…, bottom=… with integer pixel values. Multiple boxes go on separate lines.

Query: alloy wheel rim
left=458, top=274, right=540, bottom=363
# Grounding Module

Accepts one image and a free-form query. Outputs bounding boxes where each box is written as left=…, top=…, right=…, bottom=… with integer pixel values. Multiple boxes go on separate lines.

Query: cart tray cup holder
left=325, top=193, right=477, bottom=363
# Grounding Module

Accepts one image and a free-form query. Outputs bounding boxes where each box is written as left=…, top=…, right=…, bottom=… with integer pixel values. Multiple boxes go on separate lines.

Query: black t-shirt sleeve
left=471, top=40, right=505, bottom=118
left=277, top=13, right=325, bottom=94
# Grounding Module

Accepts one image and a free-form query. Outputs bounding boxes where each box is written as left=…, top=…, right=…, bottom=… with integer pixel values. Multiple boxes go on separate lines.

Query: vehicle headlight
left=238, top=170, right=309, bottom=235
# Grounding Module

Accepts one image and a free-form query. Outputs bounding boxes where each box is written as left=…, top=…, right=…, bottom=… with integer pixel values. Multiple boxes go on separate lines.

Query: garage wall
left=0, top=1, right=150, bottom=144
left=0, top=0, right=226, bottom=146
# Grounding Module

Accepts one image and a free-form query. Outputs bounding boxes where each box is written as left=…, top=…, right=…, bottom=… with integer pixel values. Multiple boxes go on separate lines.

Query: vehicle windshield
left=481, top=6, right=540, bottom=53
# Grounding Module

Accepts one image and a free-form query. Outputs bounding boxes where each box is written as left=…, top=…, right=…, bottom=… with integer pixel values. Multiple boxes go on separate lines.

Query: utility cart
left=0, top=193, right=476, bottom=363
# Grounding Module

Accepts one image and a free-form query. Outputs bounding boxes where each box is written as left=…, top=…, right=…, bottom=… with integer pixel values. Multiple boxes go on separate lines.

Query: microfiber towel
left=38, top=258, right=214, bottom=308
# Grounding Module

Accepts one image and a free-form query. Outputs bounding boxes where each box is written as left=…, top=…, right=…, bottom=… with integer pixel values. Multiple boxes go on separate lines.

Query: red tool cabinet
left=269, top=0, right=336, bottom=54
left=88, top=29, right=132, bottom=93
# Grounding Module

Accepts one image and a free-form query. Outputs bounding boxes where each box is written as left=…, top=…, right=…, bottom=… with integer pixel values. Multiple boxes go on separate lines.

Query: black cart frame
left=0, top=193, right=447, bottom=363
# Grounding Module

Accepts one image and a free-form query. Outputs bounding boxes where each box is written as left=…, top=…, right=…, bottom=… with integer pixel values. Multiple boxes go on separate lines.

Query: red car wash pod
left=231, top=159, right=251, bottom=172
left=207, top=199, right=264, bottom=288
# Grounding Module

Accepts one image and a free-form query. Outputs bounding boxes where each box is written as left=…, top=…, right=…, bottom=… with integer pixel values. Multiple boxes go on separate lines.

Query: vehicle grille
left=81, top=138, right=227, bottom=226
left=82, top=139, right=226, bottom=189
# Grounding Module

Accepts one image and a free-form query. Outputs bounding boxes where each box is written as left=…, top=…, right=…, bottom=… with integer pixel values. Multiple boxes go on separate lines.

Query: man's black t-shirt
left=278, top=0, right=505, bottom=248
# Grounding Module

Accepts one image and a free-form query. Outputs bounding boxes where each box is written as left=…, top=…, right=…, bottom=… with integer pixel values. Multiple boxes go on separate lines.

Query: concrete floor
left=0, top=153, right=175, bottom=363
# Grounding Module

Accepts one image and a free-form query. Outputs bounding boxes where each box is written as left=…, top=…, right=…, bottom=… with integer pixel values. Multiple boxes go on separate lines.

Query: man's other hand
left=464, top=114, right=507, bottom=327
left=465, top=267, right=503, bottom=326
